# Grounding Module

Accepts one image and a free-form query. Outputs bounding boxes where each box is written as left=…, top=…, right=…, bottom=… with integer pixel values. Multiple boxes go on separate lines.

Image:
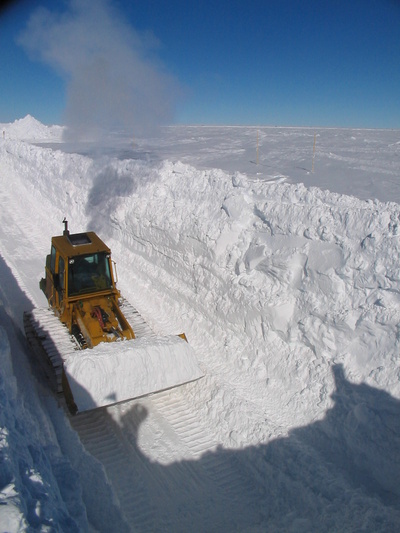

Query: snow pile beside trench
left=0, top=327, right=87, bottom=532
left=105, top=159, right=400, bottom=419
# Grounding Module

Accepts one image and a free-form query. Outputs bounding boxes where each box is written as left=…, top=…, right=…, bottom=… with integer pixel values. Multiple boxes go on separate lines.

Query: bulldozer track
left=119, top=299, right=156, bottom=338
left=24, top=308, right=76, bottom=394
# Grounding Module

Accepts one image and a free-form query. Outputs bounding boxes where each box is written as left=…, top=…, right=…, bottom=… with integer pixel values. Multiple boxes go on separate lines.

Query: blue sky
left=1, top=0, right=399, bottom=129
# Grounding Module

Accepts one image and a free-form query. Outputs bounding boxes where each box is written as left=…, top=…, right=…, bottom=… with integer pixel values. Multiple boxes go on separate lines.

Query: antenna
left=312, top=133, right=316, bottom=173
left=256, top=129, right=259, bottom=165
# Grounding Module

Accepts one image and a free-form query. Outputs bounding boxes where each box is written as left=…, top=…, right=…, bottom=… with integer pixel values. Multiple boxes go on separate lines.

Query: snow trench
left=1, top=119, right=400, bottom=530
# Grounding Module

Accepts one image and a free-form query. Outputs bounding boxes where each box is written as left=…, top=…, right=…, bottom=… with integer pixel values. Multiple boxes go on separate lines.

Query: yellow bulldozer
left=24, top=220, right=202, bottom=414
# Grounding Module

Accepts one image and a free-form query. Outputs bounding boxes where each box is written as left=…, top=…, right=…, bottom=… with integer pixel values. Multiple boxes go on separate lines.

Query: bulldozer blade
left=63, top=335, right=203, bottom=412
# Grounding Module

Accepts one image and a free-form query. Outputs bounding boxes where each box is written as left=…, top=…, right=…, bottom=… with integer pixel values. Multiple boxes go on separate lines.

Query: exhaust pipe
left=63, top=217, right=69, bottom=236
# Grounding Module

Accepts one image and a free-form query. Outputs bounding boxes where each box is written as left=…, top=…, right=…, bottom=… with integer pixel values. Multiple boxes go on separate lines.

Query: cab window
left=50, top=245, right=56, bottom=273
left=59, top=256, right=65, bottom=290
left=68, top=253, right=113, bottom=295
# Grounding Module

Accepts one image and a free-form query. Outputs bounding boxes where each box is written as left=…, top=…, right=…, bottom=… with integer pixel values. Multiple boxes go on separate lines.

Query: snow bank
left=0, top=115, right=63, bottom=142
left=102, top=158, right=400, bottom=431
left=0, top=327, right=86, bottom=531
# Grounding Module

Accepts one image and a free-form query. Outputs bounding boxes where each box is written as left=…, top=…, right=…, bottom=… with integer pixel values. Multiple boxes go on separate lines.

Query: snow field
left=1, top=115, right=400, bottom=530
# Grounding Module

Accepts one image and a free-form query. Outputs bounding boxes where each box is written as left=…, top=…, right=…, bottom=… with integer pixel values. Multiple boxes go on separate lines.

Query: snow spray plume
left=17, top=0, right=180, bottom=142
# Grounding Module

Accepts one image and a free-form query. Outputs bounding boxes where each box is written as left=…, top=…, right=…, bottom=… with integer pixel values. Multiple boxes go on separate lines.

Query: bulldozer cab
left=40, top=221, right=119, bottom=315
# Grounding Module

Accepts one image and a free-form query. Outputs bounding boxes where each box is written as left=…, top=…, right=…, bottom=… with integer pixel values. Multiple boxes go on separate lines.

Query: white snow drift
left=1, top=115, right=400, bottom=531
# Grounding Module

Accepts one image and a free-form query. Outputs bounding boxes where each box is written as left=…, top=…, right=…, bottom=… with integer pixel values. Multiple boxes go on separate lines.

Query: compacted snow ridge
left=1, top=115, right=400, bottom=531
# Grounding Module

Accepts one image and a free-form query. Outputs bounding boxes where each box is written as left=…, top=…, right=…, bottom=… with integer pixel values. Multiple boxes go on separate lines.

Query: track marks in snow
left=70, top=408, right=156, bottom=532
left=71, top=387, right=263, bottom=532
left=148, top=388, right=265, bottom=530
left=150, top=389, right=217, bottom=457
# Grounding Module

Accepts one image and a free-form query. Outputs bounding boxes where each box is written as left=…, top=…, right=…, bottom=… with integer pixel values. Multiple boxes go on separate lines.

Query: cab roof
left=52, top=231, right=111, bottom=258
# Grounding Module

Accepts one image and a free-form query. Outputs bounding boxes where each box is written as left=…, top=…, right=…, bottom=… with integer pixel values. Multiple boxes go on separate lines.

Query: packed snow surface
left=1, top=115, right=400, bottom=531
